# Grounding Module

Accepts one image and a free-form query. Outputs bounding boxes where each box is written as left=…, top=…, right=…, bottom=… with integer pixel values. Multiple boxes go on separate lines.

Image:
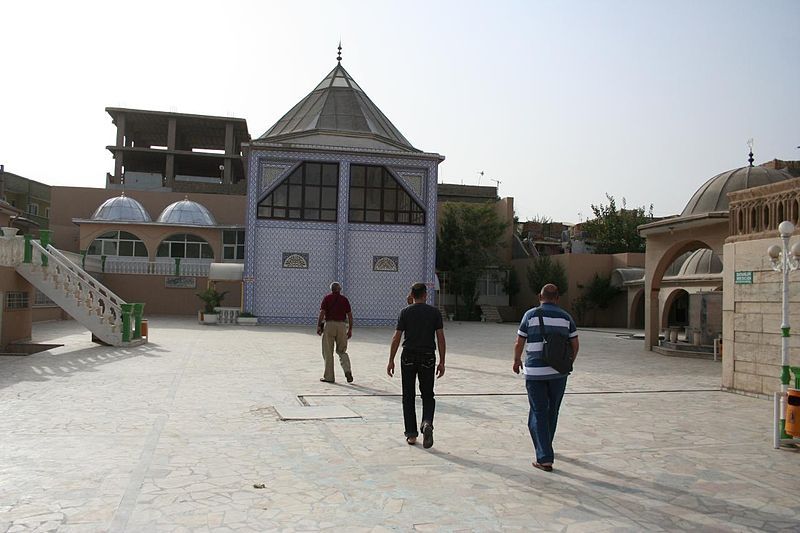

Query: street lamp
left=767, top=220, right=800, bottom=448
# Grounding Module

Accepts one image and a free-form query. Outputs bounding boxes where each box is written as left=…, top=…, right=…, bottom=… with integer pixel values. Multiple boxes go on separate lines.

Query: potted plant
left=197, top=286, right=227, bottom=324
left=237, top=311, right=258, bottom=325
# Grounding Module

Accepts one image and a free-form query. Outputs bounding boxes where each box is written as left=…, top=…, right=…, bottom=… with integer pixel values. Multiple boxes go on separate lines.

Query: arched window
left=87, top=231, right=148, bottom=257
left=737, top=209, right=744, bottom=234
left=349, top=165, right=425, bottom=225
left=777, top=202, right=785, bottom=226
left=763, top=205, right=770, bottom=229
left=257, top=163, right=339, bottom=221
left=157, top=234, right=213, bottom=259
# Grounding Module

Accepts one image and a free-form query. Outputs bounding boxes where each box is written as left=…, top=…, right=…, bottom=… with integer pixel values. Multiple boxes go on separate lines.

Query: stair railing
left=29, top=241, right=127, bottom=337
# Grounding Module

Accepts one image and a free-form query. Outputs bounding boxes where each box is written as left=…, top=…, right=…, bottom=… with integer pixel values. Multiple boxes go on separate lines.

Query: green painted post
left=39, top=230, right=51, bottom=267
left=175, top=258, right=181, bottom=276
left=121, top=304, right=133, bottom=343
left=132, top=303, right=144, bottom=339
left=23, top=235, right=32, bottom=264
left=80, top=249, right=87, bottom=269
left=101, top=255, right=107, bottom=273
left=791, top=367, right=800, bottom=390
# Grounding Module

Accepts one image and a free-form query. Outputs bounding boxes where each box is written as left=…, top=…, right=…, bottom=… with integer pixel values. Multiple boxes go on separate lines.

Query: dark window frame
left=257, top=162, right=339, bottom=222
left=348, top=165, right=425, bottom=226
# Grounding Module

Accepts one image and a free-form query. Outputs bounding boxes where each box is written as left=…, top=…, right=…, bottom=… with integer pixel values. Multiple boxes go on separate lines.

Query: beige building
left=51, top=188, right=247, bottom=315
left=639, top=159, right=795, bottom=354
left=723, top=177, right=800, bottom=396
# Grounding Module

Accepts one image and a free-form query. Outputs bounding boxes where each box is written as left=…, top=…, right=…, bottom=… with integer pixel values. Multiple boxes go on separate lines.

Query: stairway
left=480, top=305, right=503, bottom=323
left=6, top=235, right=145, bottom=347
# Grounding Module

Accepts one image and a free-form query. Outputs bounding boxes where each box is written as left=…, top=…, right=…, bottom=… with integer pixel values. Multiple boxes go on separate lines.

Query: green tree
left=573, top=274, right=621, bottom=324
left=526, top=255, right=568, bottom=298
left=437, top=202, right=507, bottom=320
left=583, top=194, right=654, bottom=254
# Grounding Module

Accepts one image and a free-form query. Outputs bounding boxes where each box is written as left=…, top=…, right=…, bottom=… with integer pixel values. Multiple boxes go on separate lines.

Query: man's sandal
left=532, top=462, right=553, bottom=472
left=406, top=437, right=417, bottom=445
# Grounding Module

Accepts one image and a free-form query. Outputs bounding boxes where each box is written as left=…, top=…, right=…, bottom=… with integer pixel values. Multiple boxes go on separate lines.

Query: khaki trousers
left=321, top=320, right=351, bottom=381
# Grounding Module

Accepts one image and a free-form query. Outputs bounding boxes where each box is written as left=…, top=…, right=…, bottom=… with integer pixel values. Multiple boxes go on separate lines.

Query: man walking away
left=513, top=283, right=579, bottom=472
left=387, top=282, right=446, bottom=448
left=317, top=282, right=354, bottom=383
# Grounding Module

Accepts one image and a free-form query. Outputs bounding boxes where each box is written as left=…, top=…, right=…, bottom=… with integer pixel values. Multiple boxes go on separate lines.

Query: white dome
left=157, top=198, right=217, bottom=226
left=91, top=194, right=151, bottom=222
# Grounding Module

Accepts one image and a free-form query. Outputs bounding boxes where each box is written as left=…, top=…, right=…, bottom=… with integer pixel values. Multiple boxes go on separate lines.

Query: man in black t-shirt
left=387, top=282, right=446, bottom=448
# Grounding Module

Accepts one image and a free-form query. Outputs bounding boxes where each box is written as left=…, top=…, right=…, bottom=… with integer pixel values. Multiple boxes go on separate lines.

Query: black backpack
left=537, top=311, right=574, bottom=374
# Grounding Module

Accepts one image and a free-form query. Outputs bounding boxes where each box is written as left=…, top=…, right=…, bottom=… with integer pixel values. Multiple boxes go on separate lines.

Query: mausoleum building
left=243, top=56, right=444, bottom=325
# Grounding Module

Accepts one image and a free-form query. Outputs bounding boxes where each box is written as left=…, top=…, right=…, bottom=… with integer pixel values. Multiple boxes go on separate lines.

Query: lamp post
left=767, top=220, right=800, bottom=448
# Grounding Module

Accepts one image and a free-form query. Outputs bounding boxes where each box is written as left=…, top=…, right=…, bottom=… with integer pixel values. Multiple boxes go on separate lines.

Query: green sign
left=735, top=271, right=753, bottom=284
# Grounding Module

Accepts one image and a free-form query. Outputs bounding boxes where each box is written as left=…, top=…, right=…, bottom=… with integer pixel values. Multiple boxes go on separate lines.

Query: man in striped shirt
left=513, top=283, right=579, bottom=472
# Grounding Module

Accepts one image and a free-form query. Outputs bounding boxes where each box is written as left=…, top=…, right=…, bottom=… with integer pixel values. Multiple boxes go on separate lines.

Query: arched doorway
left=629, top=288, right=645, bottom=329
left=662, top=289, right=689, bottom=329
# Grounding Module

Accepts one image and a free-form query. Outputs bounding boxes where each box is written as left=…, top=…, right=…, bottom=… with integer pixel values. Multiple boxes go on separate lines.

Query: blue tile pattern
left=244, top=147, right=439, bottom=325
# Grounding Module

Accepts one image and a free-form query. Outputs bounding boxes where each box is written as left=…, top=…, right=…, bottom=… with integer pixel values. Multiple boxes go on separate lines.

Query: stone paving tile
left=0, top=318, right=798, bottom=532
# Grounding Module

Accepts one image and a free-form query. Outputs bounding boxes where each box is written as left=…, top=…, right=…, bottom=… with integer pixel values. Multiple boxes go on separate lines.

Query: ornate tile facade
left=244, top=147, right=439, bottom=326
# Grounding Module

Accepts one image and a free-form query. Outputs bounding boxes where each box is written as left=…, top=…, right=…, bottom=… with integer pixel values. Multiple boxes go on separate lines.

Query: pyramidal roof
left=258, top=63, right=418, bottom=152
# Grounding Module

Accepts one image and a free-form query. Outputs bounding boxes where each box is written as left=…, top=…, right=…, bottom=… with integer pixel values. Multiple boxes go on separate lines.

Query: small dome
left=610, top=268, right=644, bottom=288
left=676, top=249, right=722, bottom=277
left=156, top=198, right=217, bottom=226
left=91, top=194, right=151, bottom=222
left=682, top=165, right=793, bottom=217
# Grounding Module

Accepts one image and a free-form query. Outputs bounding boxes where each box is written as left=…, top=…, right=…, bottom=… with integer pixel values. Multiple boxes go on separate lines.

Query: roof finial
left=337, top=40, right=342, bottom=62
left=747, top=138, right=754, bottom=167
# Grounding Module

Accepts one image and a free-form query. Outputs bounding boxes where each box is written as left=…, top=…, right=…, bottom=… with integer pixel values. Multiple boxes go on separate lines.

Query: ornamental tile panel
left=396, top=169, right=427, bottom=202
left=259, top=161, right=296, bottom=192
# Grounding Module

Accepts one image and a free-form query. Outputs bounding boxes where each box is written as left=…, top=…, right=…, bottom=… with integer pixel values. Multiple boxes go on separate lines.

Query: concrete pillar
left=115, top=114, right=126, bottom=148
left=114, top=114, right=125, bottom=184
left=223, top=123, right=234, bottom=184
left=166, top=118, right=177, bottom=188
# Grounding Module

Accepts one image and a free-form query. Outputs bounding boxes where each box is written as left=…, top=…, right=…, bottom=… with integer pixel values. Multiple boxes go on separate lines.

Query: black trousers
left=400, top=354, right=436, bottom=437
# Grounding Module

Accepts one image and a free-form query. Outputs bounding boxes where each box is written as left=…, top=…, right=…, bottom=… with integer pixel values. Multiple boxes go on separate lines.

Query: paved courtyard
left=1, top=317, right=798, bottom=532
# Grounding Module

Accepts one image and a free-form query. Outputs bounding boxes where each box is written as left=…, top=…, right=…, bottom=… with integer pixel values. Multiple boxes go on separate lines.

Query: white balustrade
left=214, top=307, right=240, bottom=324
left=0, top=233, right=25, bottom=267
left=93, top=257, right=212, bottom=277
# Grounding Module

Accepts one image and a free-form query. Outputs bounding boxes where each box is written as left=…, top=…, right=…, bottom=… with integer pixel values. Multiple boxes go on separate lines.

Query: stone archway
left=644, top=237, right=717, bottom=348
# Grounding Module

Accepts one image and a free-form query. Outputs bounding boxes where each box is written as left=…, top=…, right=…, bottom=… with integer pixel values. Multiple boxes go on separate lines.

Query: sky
left=1, top=0, right=798, bottom=223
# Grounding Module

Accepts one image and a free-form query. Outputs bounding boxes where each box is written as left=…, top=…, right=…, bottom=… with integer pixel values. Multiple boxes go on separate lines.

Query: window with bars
left=87, top=231, right=148, bottom=257
left=257, top=163, right=338, bottom=221
left=34, top=289, right=56, bottom=307
left=223, top=230, right=245, bottom=261
left=6, top=291, right=29, bottom=310
left=349, top=165, right=425, bottom=225
left=157, top=234, right=214, bottom=259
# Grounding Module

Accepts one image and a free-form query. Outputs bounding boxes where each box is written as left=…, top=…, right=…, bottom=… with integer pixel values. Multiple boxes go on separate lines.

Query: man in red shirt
left=316, top=282, right=354, bottom=383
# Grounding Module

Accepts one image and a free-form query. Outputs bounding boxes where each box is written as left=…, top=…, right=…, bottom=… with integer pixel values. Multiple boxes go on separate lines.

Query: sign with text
left=734, top=271, right=753, bottom=284
left=165, top=276, right=197, bottom=289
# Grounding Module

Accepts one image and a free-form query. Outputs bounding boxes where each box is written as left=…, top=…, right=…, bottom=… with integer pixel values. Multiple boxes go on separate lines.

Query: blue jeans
left=526, top=377, right=568, bottom=464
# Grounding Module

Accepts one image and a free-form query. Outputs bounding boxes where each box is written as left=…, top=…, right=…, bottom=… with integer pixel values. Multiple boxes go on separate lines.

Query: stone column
left=644, top=282, right=660, bottom=350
